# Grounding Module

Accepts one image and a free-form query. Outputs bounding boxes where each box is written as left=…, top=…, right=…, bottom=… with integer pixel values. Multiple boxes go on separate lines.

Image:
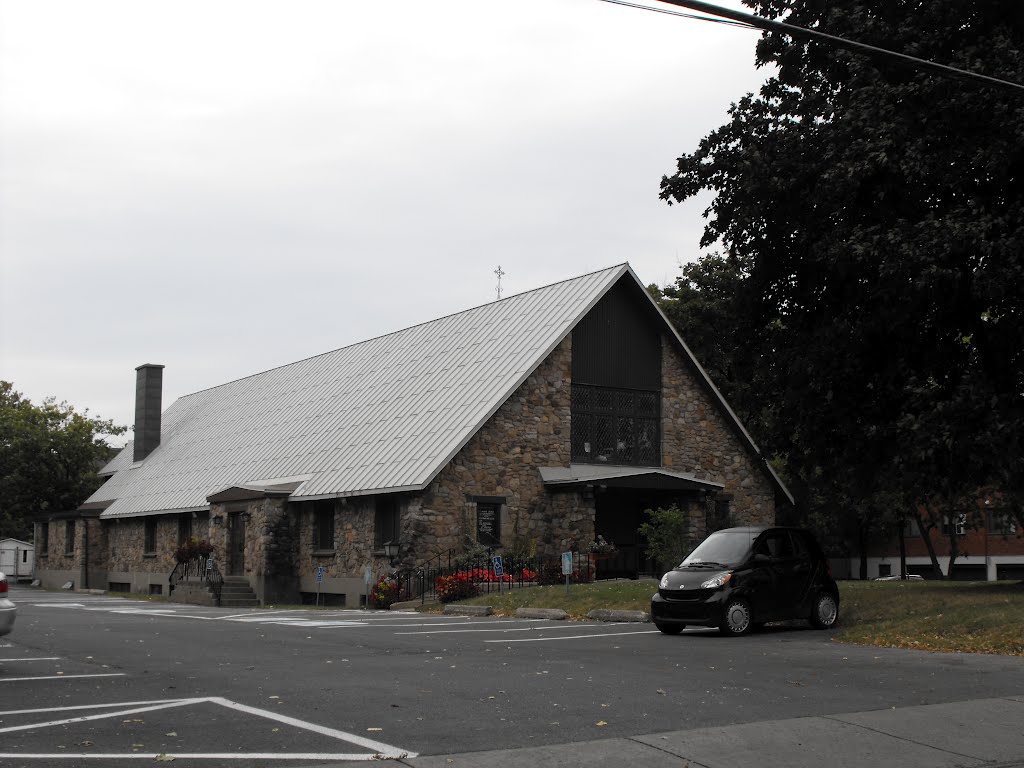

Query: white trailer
left=0, top=538, right=34, bottom=580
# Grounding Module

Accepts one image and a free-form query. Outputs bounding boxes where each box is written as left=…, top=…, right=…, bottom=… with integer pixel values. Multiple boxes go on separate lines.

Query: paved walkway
left=402, top=695, right=1024, bottom=768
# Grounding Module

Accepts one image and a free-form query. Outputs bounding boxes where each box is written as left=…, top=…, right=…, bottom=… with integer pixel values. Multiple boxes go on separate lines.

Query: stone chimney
left=133, top=364, right=164, bottom=462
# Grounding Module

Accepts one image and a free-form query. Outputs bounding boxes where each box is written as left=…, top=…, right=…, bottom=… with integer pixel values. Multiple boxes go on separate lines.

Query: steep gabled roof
left=92, top=265, right=627, bottom=518
left=90, top=263, right=791, bottom=520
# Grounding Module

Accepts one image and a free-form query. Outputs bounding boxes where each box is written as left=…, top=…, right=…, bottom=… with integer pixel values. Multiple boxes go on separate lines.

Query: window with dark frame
left=941, top=514, right=967, bottom=536
left=178, top=515, right=193, bottom=545
left=313, top=499, right=336, bottom=551
left=987, top=510, right=1017, bottom=536
left=476, top=503, right=501, bottom=547
left=144, top=517, right=157, bottom=554
left=570, top=384, right=660, bottom=466
left=40, top=523, right=50, bottom=555
left=374, top=497, right=400, bottom=549
left=64, top=520, right=75, bottom=555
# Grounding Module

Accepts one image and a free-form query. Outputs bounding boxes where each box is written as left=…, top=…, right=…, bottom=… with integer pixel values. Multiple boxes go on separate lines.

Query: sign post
left=364, top=566, right=373, bottom=609
left=561, top=551, right=573, bottom=595
left=316, top=565, right=324, bottom=608
left=492, top=555, right=504, bottom=594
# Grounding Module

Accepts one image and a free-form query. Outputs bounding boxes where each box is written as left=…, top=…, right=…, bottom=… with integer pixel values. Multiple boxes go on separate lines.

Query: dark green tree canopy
left=0, top=381, right=126, bottom=539
left=659, top=0, right=1024, bottom=528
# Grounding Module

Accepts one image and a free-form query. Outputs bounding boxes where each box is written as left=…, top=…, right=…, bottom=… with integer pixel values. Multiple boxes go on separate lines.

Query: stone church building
left=35, top=264, right=791, bottom=605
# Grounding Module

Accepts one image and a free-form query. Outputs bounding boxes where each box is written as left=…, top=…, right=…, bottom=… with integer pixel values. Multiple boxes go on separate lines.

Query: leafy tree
left=658, top=0, right=1024, bottom=575
left=0, top=382, right=126, bottom=539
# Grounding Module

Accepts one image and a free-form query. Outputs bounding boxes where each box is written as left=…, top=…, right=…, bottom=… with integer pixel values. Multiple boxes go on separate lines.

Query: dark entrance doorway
left=594, top=488, right=695, bottom=579
left=227, top=512, right=246, bottom=576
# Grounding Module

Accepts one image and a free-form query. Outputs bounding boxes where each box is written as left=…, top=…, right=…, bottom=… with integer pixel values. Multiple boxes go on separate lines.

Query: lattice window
left=571, top=384, right=660, bottom=466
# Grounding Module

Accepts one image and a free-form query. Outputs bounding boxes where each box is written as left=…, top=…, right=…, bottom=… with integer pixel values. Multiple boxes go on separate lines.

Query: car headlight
left=659, top=573, right=671, bottom=589
left=700, top=572, right=732, bottom=589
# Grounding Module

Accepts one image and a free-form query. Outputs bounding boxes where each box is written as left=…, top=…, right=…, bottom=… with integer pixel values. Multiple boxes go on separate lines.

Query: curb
left=444, top=605, right=494, bottom=616
left=587, top=609, right=650, bottom=623
left=390, top=599, right=438, bottom=611
left=515, top=607, right=567, bottom=620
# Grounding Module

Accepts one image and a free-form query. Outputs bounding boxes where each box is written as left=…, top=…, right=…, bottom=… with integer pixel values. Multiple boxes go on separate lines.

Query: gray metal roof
left=92, top=265, right=629, bottom=519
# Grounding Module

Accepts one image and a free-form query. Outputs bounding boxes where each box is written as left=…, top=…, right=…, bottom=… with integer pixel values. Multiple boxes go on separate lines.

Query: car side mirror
left=753, top=553, right=771, bottom=564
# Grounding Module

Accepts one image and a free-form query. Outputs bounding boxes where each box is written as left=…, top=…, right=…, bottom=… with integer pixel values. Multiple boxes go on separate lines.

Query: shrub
left=173, top=537, right=214, bottom=564
left=639, top=504, right=693, bottom=568
left=371, top=576, right=403, bottom=609
left=435, top=573, right=481, bottom=603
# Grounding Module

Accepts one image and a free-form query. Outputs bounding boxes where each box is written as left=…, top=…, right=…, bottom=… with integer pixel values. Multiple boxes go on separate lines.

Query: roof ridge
left=177, top=263, right=629, bottom=400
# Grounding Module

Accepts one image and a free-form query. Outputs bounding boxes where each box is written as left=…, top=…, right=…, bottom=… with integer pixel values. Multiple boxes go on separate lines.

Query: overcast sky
left=0, top=0, right=770, bottom=443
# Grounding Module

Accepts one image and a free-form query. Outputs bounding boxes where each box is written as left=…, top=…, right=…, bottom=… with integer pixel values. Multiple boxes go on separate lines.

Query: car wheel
left=719, top=598, right=752, bottom=636
left=655, top=622, right=684, bottom=635
left=810, top=593, right=839, bottom=629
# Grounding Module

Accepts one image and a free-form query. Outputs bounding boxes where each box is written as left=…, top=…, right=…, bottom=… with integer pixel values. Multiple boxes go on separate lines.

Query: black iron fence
left=168, top=555, right=224, bottom=604
left=382, top=549, right=599, bottom=607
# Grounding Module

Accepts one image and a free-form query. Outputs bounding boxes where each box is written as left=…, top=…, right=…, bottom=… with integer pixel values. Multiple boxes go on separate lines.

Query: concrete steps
left=219, top=576, right=258, bottom=607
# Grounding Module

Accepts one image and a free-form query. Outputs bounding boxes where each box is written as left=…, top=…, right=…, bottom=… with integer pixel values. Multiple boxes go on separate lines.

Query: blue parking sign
left=492, top=556, right=504, bottom=578
left=316, top=565, right=324, bottom=583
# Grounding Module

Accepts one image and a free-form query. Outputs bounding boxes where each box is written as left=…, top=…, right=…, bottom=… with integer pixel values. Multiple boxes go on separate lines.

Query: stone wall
left=660, top=335, right=776, bottom=526
left=418, top=336, right=596, bottom=558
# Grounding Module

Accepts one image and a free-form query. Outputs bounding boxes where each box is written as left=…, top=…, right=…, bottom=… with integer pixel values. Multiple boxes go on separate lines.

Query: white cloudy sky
left=0, top=0, right=770, bottom=442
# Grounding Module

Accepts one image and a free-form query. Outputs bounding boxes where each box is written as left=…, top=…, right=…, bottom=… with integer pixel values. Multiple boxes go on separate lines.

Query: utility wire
left=601, top=0, right=753, bottom=28
left=601, top=0, right=1024, bottom=95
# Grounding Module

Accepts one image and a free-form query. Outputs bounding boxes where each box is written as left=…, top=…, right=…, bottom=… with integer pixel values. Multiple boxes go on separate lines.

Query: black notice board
left=476, top=505, right=500, bottom=546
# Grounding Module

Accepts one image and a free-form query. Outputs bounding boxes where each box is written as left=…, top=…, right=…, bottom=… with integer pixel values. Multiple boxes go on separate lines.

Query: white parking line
left=0, top=673, right=127, bottom=683
left=0, top=657, right=61, bottom=662
left=0, top=698, right=193, bottom=734
left=0, top=696, right=417, bottom=761
left=395, top=621, right=627, bottom=635
left=485, top=630, right=661, bottom=642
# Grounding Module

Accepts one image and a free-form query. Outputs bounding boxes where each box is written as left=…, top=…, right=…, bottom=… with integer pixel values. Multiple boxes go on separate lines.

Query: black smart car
left=650, top=526, right=839, bottom=636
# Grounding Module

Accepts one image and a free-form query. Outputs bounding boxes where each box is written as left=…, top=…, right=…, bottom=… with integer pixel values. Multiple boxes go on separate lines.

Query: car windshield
left=680, top=531, right=756, bottom=568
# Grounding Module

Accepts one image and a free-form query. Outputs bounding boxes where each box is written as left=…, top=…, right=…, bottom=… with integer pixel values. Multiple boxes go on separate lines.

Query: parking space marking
left=0, top=696, right=417, bottom=761
left=0, top=698, right=194, bottom=734
left=0, top=673, right=127, bottom=683
left=0, top=657, right=61, bottom=662
left=485, top=630, right=661, bottom=643
left=395, top=621, right=627, bottom=636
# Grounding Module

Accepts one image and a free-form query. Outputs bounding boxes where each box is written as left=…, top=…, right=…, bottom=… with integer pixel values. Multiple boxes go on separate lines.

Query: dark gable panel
left=571, top=279, right=661, bottom=390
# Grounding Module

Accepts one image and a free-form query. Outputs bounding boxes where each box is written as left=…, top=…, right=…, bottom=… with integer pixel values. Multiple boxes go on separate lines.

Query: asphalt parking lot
left=3, top=585, right=1024, bottom=767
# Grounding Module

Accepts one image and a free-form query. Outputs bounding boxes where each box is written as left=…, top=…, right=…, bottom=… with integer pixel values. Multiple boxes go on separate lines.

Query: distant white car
left=873, top=574, right=924, bottom=581
left=0, top=571, right=15, bottom=636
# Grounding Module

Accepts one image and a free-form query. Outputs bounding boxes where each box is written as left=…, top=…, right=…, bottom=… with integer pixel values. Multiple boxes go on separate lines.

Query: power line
left=601, top=0, right=1024, bottom=95
left=601, top=0, right=753, bottom=28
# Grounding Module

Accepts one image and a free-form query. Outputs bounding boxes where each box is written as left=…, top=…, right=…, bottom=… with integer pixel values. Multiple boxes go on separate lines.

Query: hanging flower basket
left=587, top=536, right=617, bottom=560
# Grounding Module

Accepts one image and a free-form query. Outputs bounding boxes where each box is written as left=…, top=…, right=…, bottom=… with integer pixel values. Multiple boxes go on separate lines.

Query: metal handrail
left=168, top=556, right=224, bottom=605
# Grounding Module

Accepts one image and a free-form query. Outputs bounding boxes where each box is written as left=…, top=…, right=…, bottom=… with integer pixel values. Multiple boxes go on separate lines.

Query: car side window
left=790, top=532, right=809, bottom=560
left=758, top=531, right=793, bottom=559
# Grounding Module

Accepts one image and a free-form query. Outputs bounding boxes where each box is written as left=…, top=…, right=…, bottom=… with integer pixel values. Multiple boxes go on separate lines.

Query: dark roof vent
left=133, top=364, right=164, bottom=462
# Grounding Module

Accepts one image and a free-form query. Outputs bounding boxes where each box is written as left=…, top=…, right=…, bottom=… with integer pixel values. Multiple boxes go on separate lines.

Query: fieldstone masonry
left=37, top=321, right=779, bottom=603
left=660, top=336, right=776, bottom=525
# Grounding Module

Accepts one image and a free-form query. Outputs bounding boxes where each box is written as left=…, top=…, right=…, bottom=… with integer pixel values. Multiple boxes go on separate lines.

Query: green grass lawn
left=836, top=580, right=1024, bottom=656
left=445, top=579, right=1024, bottom=656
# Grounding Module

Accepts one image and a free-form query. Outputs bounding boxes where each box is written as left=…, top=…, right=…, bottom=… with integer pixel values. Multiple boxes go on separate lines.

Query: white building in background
left=0, top=538, right=34, bottom=581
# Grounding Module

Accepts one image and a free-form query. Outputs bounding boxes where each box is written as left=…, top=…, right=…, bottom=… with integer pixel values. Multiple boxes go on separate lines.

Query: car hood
left=662, top=567, right=731, bottom=590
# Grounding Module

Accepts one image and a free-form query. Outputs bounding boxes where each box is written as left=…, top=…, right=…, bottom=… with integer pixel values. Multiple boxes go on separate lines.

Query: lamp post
left=383, top=540, right=400, bottom=567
